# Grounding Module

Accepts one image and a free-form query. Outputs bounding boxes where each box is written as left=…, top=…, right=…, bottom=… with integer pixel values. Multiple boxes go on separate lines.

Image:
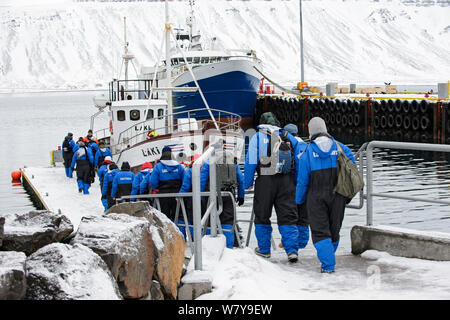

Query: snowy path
left=22, top=166, right=104, bottom=232
left=199, top=247, right=450, bottom=300
left=22, top=166, right=450, bottom=300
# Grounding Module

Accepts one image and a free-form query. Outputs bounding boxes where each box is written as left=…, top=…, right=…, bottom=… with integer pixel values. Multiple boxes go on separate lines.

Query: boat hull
left=172, top=59, right=261, bottom=124
left=113, top=130, right=244, bottom=171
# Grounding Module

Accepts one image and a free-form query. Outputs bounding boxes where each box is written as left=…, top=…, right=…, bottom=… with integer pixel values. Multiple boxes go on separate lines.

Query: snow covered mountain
left=0, top=0, right=449, bottom=91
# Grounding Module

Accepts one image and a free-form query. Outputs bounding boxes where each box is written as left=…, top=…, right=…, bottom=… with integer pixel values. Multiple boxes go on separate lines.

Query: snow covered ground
left=1, top=0, right=449, bottom=91
left=22, top=165, right=450, bottom=300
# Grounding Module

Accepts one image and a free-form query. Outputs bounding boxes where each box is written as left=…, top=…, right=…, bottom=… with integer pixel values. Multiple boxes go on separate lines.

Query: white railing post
left=209, top=148, right=218, bottom=237
left=192, top=146, right=215, bottom=271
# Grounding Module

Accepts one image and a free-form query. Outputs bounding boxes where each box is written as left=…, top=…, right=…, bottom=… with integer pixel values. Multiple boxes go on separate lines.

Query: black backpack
left=215, top=150, right=238, bottom=192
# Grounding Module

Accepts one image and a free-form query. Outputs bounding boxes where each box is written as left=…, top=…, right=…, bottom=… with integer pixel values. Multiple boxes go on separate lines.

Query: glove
left=237, top=198, right=244, bottom=206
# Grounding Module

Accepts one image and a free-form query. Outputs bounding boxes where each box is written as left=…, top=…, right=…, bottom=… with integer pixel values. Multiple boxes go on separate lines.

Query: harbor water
left=0, top=92, right=449, bottom=252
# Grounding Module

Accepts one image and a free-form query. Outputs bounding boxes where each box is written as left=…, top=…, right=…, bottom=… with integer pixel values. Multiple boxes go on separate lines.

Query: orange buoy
left=11, top=170, right=22, bottom=181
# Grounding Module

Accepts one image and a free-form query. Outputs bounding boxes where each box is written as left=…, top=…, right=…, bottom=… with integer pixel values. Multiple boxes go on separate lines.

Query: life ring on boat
left=109, top=120, right=114, bottom=135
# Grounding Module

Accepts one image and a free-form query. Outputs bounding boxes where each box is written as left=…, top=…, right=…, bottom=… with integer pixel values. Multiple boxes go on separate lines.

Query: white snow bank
left=198, top=247, right=450, bottom=300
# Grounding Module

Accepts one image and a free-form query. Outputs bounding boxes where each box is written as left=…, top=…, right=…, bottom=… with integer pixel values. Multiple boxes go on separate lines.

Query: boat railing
left=110, top=107, right=241, bottom=154
left=108, top=79, right=160, bottom=102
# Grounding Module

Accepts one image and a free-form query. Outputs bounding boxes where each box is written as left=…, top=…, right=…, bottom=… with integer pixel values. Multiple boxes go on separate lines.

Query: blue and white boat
left=139, top=3, right=262, bottom=129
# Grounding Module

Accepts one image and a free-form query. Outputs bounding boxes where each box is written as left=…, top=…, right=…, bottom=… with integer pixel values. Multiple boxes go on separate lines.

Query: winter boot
left=287, top=252, right=298, bottom=263
left=255, top=247, right=271, bottom=259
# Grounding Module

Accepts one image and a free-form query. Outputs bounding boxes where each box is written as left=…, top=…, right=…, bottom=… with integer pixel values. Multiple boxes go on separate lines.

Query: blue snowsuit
left=244, top=125, right=300, bottom=256
left=296, top=136, right=355, bottom=272
left=292, top=137, right=310, bottom=250
left=200, top=161, right=245, bottom=249
left=62, top=137, right=76, bottom=178
left=111, top=170, right=135, bottom=201
left=102, top=168, right=119, bottom=210
left=70, top=146, right=94, bottom=194
left=130, top=169, right=152, bottom=201
left=177, top=167, right=194, bottom=238
left=95, top=147, right=113, bottom=168
left=150, top=160, right=185, bottom=220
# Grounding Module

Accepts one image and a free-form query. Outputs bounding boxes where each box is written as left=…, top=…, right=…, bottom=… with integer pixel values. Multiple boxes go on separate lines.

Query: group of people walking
left=244, top=113, right=355, bottom=273
left=62, top=114, right=355, bottom=273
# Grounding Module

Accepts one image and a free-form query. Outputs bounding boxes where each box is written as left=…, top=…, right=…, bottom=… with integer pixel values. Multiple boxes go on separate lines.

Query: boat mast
left=299, top=0, right=305, bottom=82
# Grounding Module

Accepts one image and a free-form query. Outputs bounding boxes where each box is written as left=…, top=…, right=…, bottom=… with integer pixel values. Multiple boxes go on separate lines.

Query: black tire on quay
left=395, top=114, right=403, bottom=128
left=387, top=99, right=395, bottom=113
left=411, top=100, right=419, bottom=114
left=388, top=114, right=395, bottom=128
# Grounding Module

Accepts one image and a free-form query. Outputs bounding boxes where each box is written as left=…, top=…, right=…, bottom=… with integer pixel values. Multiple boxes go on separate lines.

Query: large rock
left=0, top=217, right=4, bottom=248
left=1, top=211, right=73, bottom=255
left=0, top=251, right=27, bottom=300
left=106, top=201, right=187, bottom=300
left=106, top=201, right=153, bottom=224
left=71, top=213, right=155, bottom=299
left=25, top=243, right=122, bottom=300
left=148, top=207, right=186, bottom=300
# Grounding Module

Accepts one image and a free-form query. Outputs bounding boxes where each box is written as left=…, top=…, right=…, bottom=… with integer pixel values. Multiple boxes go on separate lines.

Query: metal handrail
left=365, top=141, right=450, bottom=226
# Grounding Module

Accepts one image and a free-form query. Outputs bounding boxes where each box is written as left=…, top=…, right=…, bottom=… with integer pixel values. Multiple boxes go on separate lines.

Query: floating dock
left=20, top=166, right=104, bottom=232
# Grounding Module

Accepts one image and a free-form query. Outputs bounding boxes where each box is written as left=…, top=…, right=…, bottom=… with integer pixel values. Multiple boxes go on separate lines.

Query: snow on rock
left=0, top=210, right=73, bottom=255
left=104, top=200, right=187, bottom=299
left=0, top=251, right=27, bottom=300
left=25, top=243, right=122, bottom=300
left=141, top=203, right=186, bottom=300
left=71, top=213, right=154, bottom=299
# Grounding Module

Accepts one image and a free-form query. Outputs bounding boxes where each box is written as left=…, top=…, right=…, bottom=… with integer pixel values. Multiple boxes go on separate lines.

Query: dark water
left=0, top=92, right=449, bottom=251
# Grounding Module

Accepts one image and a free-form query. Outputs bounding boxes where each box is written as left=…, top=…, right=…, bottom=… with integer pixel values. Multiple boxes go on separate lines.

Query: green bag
left=333, top=142, right=364, bottom=199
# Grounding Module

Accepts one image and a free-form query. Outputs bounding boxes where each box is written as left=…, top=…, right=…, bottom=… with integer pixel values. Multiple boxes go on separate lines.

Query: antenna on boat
left=118, top=16, right=138, bottom=90
left=143, top=0, right=219, bottom=132
left=187, top=0, right=195, bottom=48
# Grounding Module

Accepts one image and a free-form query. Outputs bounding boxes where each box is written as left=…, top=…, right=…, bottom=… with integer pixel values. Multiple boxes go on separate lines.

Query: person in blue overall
left=111, top=162, right=135, bottom=203
left=70, top=140, right=94, bottom=194
left=244, top=112, right=300, bottom=263
left=284, top=123, right=310, bottom=252
left=101, top=163, right=119, bottom=211
left=200, top=150, right=245, bottom=249
left=130, top=162, right=153, bottom=202
left=94, top=142, right=113, bottom=169
left=177, top=154, right=200, bottom=239
left=97, top=156, right=112, bottom=207
left=61, top=132, right=76, bottom=178
left=296, top=117, right=356, bottom=273
left=150, top=146, right=185, bottom=221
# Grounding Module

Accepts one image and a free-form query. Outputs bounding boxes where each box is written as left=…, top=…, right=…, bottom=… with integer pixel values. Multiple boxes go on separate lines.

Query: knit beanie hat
left=259, top=112, right=280, bottom=126
left=308, top=117, right=328, bottom=139
left=121, top=161, right=131, bottom=171
left=141, top=162, right=153, bottom=170
left=284, top=123, right=298, bottom=136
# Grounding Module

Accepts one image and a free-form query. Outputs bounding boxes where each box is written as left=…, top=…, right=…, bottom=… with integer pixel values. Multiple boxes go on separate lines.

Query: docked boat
left=91, top=2, right=244, bottom=171
left=139, top=1, right=262, bottom=129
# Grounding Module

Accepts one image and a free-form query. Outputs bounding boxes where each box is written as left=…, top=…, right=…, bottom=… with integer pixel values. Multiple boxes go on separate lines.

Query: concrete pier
left=351, top=225, right=450, bottom=261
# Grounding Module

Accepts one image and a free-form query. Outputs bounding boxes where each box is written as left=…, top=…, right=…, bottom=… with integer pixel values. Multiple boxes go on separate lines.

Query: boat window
left=193, top=57, right=200, bottom=64
left=217, top=57, right=222, bottom=62
left=187, top=57, right=192, bottom=63
left=201, top=57, right=209, bottom=64
left=130, top=109, right=140, bottom=121
left=117, top=110, right=126, bottom=121
left=158, top=108, right=165, bottom=118
left=210, top=57, right=216, bottom=63
left=146, top=109, right=154, bottom=120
